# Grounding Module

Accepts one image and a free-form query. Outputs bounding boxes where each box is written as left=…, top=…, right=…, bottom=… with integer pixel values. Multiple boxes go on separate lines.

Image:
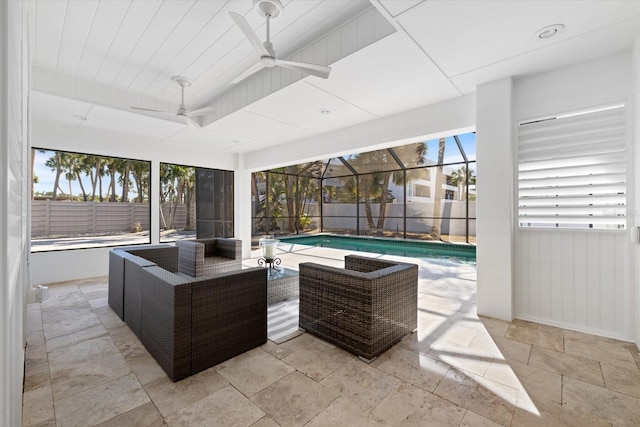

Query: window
left=195, top=168, right=235, bottom=238
left=31, top=149, right=150, bottom=251
left=160, top=164, right=235, bottom=241
left=518, top=104, right=626, bottom=229
left=414, top=184, right=431, bottom=198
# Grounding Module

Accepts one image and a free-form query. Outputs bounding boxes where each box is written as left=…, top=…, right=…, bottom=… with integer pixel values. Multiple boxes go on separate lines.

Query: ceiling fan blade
left=182, top=115, right=201, bottom=129
left=130, top=106, right=165, bottom=113
left=275, top=59, right=331, bottom=79
left=229, top=12, right=269, bottom=57
left=188, top=107, right=215, bottom=117
left=230, top=62, right=265, bottom=84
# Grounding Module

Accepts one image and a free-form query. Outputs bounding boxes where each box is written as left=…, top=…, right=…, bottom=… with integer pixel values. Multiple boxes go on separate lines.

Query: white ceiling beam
left=32, top=65, right=184, bottom=126
left=200, top=6, right=396, bottom=127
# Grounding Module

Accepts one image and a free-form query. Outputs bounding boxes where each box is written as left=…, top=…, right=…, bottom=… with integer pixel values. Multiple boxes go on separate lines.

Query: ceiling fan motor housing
left=254, top=0, right=282, bottom=18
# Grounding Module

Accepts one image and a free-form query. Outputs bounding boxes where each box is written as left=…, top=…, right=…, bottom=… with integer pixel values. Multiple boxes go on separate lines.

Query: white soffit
left=206, top=109, right=318, bottom=148
left=243, top=80, right=378, bottom=134
left=307, top=32, right=460, bottom=117
left=31, top=91, right=184, bottom=141
left=398, top=0, right=640, bottom=79
left=378, top=0, right=424, bottom=18
left=451, top=15, right=640, bottom=94
left=160, top=125, right=250, bottom=152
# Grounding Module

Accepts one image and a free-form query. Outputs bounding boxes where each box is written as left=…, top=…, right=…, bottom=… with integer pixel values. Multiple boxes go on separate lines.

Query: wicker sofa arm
left=345, top=255, right=402, bottom=273
left=213, top=238, right=242, bottom=260
left=139, top=266, right=192, bottom=382
left=124, top=245, right=179, bottom=273
left=176, top=240, right=205, bottom=277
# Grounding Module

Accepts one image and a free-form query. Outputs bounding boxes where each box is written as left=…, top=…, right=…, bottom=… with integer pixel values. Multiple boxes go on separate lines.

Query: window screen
left=518, top=104, right=626, bottom=230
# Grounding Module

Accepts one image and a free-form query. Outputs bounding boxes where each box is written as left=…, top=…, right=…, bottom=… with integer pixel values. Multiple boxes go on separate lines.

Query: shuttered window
left=518, top=104, right=626, bottom=230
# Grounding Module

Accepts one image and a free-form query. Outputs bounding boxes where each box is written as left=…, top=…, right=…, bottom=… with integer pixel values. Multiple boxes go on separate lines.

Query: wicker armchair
left=176, top=238, right=242, bottom=277
left=299, top=255, right=418, bottom=361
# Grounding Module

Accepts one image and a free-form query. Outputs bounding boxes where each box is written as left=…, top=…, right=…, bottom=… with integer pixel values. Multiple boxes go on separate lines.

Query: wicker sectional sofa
left=299, top=255, right=418, bottom=362
left=108, top=244, right=267, bottom=381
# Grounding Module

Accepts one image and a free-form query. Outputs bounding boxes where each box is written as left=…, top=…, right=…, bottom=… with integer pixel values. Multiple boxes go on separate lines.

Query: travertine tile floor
left=23, top=245, right=640, bottom=426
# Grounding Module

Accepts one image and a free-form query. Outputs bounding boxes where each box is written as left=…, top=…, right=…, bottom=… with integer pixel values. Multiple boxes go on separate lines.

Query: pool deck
left=244, top=242, right=477, bottom=303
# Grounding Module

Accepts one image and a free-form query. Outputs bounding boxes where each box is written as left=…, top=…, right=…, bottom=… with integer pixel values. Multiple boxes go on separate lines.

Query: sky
left=32, top=149, right=133, bottom=199
left=32, top=132, right=476, bottom=197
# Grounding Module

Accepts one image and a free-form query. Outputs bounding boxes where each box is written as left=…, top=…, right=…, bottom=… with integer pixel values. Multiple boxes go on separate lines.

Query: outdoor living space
left=23, top=244, right=640, bottom=427
left=6, top=1, right=640, bottom=426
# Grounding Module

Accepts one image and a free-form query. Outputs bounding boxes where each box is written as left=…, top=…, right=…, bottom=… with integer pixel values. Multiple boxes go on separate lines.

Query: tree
left=159, top=164, right=190, bottom=229
left=449, top=166, right=476, bottom=201
left=183, top=169, right=195, bottom=230
left=45, top=151, right=65, bottom=200
left=119, top=159, right=132, bottom=203
left=65, top=153, right=88, bottom=201
left=431, top=138, right=447, bottom=240
left=105, top=159, right=119, bottom=202
left=251, top=171, right=267, bottom=233
left=346, top=143, right=426, bottom=231
left=82, top=155, right=100, bottom=201
left=31, top=148, right=46, bottom=200
left=130, top=160, right=149, bottom=203
left=376, top=143, right=427, bottom=229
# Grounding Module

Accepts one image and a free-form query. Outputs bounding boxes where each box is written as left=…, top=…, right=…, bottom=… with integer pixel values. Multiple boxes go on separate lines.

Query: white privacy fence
left=261, top=201, right=476, bottom=236
left=31, top=200, right=191, bottom=238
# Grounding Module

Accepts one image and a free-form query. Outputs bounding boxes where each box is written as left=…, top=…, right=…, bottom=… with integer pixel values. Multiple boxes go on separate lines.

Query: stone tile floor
left=23, top=245, right=640, bottom=426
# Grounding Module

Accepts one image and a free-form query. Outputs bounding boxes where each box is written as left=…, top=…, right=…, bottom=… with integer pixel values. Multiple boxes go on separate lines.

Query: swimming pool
left=278, top=234, right=476, bottom=263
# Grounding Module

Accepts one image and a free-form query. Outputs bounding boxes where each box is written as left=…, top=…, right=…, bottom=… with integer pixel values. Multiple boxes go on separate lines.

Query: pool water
left=278, top=235, right=476, bottom=263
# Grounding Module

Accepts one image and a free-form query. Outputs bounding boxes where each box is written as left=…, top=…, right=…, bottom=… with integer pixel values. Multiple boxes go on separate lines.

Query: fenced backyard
left=31, top=200, right=193, bottom=238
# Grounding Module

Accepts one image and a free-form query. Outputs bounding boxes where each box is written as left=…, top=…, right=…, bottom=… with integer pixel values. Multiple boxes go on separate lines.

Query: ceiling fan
left=130, top=76, right=214, bottom=129
left=229, top=0, right=332, bottom=84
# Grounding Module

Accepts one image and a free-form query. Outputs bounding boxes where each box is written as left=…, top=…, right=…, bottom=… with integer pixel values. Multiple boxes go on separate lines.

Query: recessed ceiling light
left=72, top=114, right=87, bottom=121
left=319, top=108, right=331, bottom=115
left=534, top=24, right=565, bottom=40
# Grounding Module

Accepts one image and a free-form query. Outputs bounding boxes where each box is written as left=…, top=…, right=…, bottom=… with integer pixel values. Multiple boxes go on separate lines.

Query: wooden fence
left=31, top=200, right=192, bottom=238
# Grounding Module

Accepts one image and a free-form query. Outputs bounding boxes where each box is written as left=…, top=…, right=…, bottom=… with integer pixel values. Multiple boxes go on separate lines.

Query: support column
left=150, top=160, right=160, bottom=244
left=235, top=153, right=253, bottom=259
left=476, top=78, right=514, bottom=321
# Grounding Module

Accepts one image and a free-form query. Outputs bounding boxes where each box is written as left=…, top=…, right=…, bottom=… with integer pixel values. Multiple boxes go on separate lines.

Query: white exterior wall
left=513, top=53, right=634, bottom=340
left=633, top=35, right=640, bottom=347
left=320, top=201, right=476, bottom=237
left=1, top=0, right=29, bottom=424
left=476, top=78, right=515, bottom=321
left=235, top=153, right=253, bottom=259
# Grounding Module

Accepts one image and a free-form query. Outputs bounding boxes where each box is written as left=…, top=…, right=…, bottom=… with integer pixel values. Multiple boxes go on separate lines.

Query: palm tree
left=130, top=160, right=149, bottom=203
left=105, top=159, right=119, bottom=202
left=65, top=153, right=88, bottom=201
left=449, top=166, right=476, bottom=201
left=31, top=148, right=46, bottom=200
left=377, top=142, right=427, bottom=229
left=118, top=159, right=132, bottom=203
left=431, top=138, right=447, bottom=240
left=45, top=151, right=65, bottom=200
left=182, top=168, right=195, bottom=230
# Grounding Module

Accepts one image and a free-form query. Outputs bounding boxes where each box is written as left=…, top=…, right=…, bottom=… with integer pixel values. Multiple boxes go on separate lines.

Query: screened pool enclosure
left=251, top=133, right=477, bottom=244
